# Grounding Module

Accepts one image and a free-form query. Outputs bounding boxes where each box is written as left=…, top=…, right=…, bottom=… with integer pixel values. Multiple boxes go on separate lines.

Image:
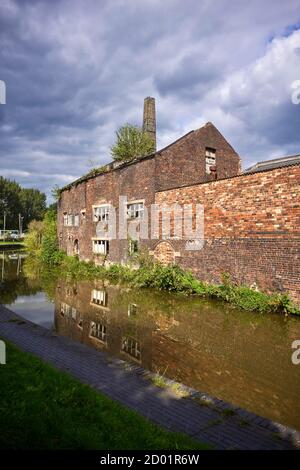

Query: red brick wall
left=58, top=123, right=241, bottom=264
left=155, top=122, right=241, bottom=192
left=155, top=165, right=300, bottom=302
left=58, top=157, right=156, bottom=263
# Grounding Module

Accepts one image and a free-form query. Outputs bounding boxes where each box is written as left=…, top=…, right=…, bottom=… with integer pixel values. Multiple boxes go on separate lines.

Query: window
left=128, top=239, right=139, bottom=255
left=205, top=147, right=216, bottom=174
left=71, top=307, right=77, bottom=319
left=60, top=302, right=73, bottom=317
left=81, top=209, right=86, bottom=220
left=93, top=205, right=110, bottom=222
left=90, top=322, right=107, bottom=342
left=121, top=336, right=141, bottom=361
left=74, top=214, right=79, bottom=226
left=64, top=214, right=79, bottom=227
left=92, top=239, right=109, bottom=255
left=128, top=303, right=138, bottom=316
left=127, top=202, right=144, bottom=219
left=91, top=289, right=107, bottom=307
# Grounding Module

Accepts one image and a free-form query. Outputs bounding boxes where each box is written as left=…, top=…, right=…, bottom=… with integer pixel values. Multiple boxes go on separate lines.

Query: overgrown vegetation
left=0, top=342, right=207, bottom=450
left=25, top=211, right=300, bottom=316
left=110, top=124, right=155, bottom=163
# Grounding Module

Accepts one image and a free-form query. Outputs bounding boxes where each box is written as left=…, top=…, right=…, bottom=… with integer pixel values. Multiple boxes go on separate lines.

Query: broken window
left=60, top=302, right=73, bottom=317
left=128, top=303, right=138, bottom=316
left=127, top=202, right=144, bottom=219
left=89, top=322, right=107, bottom=343
left=92, top=239, right=109, bottom=255
left=128, top=239, right=139, bottom=255
left=93, top=205, right=110, bottom=222
left=121, top=336, right=141, bottom=361
left=205, top=147, right=216, bottom=174
left=91, top=289, right=107, bottom=307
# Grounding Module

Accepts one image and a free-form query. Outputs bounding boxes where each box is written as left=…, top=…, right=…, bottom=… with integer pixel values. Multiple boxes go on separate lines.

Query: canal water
left=1, top=250, right=300, bottom=430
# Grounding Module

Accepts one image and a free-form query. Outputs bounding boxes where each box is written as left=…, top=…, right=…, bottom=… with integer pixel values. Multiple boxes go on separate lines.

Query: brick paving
left=0, top=304, right=299, bottom=450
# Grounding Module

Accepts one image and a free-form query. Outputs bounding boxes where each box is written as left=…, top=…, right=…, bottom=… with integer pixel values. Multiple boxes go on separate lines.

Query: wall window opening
left=92, top=239, right=109, bottom=255
left=93, top=205, right=110, bottom=222
left=90, top=322, right=107, bottom=343
left=205, top=147, right=216, bottom=174
left=127, top=202, right=144, bottom=219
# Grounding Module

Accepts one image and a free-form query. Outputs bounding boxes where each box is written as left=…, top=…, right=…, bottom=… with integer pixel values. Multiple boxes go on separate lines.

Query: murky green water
left=1, top=250, right=300, bottom=430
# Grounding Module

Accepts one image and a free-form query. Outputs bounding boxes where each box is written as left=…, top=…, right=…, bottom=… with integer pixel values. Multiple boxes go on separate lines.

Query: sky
left=0, top=0, right=300, bottom=203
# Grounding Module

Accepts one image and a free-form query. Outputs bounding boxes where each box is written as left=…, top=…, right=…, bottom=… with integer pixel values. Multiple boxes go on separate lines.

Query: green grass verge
left=0, top=342, right=209, bottom=450
left=0, top=241, right=24, bottom=246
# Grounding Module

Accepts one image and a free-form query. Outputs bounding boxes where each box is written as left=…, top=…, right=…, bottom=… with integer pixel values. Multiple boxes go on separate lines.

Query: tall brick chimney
left=143, top=96, right=156, bottom=151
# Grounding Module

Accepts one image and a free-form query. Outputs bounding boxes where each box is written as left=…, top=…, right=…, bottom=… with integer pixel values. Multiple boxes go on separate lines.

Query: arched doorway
left=74, top=239, right=79, bottom=256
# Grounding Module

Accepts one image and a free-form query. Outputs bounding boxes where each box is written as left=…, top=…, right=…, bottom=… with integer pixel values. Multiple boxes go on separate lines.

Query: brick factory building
left=58, top=98, right=300, bottom=303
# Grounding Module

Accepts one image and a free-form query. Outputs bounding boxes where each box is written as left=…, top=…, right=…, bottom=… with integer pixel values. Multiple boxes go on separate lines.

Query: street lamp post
left=3, top=211, right=6, bottom=242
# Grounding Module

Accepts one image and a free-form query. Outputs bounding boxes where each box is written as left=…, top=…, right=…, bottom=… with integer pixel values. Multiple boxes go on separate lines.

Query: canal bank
left=0, top=304, right=299, bottom=450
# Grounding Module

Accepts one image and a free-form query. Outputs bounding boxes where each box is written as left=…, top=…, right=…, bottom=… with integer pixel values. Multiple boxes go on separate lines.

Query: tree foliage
left=0, top=177, right=46, bottom=230
left=110, top=124, right=155, bottom=163
left=20, top=188, right=47, bottom=228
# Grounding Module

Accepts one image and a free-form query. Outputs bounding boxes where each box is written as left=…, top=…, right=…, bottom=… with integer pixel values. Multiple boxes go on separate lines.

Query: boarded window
left=205, top=148, right=216, bottom=174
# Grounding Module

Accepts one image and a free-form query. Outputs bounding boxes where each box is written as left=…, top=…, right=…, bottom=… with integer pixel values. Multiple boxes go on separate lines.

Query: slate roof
left=244, top=154, right=300, bottom=174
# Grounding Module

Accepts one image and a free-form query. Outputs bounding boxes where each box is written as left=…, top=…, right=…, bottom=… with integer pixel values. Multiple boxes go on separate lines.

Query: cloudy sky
left=1, top=0, right=300, bottom=202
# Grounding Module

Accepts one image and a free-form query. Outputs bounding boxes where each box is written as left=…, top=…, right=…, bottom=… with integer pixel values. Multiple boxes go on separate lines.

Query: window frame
left=127, top=201, right=144, bottom=220
left=92, top=239, right=110, bottom=255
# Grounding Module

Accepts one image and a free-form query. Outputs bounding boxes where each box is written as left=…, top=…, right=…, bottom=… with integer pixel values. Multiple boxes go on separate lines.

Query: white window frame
left=89, top=321, right=107, bottom=343
left=74, top=214, right=80, bottom=226
left=63, top=213, right=68, bottom=226
left=121, top=336, right=141, bottom=361
left=127, top=201, right=144, bottom=219
left=91, top=289, right=107, bottom=307
left=92, top=239, right=109, bottom=255
left=93, top=204, right=110, bottom=223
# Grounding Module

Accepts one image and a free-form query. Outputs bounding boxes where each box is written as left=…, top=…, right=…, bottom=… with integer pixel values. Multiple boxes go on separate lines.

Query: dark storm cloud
left=0, top=0, right=300, bottom=201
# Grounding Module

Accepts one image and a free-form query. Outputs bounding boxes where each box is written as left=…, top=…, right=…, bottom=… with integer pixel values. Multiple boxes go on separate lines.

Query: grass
left=0, top=341, right=209, bottom=450
left=0, top=241, right=24, bottom=246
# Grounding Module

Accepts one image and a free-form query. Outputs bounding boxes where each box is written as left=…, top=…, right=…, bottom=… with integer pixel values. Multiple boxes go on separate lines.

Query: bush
left=40, top=210, right=64, bottom=266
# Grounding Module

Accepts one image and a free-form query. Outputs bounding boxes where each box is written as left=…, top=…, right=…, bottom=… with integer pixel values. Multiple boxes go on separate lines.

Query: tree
left=0, top=177, right=46, bottom=231
left=20, top=188, right=46, bottom=228
left=0, top=177, right=22, bottom=230
left=110, top=124, right=155, bottom=163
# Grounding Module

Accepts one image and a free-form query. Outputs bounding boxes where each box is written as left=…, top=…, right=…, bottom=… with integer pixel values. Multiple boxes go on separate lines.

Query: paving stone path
left=0, top=304, right=299, bottom=450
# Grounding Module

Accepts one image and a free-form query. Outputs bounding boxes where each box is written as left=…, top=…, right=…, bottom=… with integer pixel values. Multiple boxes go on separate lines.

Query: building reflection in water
left=54, top=280, right=300, bottom=430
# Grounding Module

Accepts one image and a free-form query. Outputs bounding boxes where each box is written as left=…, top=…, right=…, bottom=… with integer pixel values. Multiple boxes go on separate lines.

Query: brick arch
left=153, top=241, right=176, bottom=265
